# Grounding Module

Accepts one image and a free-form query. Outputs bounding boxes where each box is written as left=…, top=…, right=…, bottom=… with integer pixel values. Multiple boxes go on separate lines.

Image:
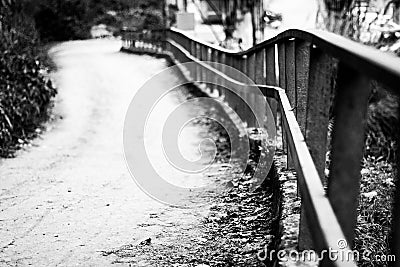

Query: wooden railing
left=121, top=28, right=400, bottom=267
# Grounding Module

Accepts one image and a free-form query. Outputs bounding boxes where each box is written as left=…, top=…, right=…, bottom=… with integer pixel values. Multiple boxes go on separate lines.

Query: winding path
left=0, top=39, right=220, bottom=266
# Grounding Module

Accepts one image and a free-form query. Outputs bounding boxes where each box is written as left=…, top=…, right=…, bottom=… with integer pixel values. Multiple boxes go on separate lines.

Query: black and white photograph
left=0, top=0, right=399, bottom=266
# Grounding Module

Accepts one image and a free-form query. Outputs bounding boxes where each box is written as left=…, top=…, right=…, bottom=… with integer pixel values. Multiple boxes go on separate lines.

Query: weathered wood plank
left=255, top=50, right=265, bottom=84
left=247, top=53, right=257, bottom=127
left=284, top=41, right=296, bottom=170
left=233, top=55, right=241, bottom=72
left=196, top=43, right=202, bottom=81
left=278, top=42, right=291, bottom=167
left=225, top=54, right=234, bottom=68
left=328, top=63, right=371, bottom=245
left=201, top=46, right=208, bottom=81
left=266, top=46, right=277, bottom=86
left=239, top=55, right=251, bottom=125
left=294, top=42, right=335, bottom=253
left=241, top=55, right=248, bottom=76
left=254, top=50, right=266, bottom=128
left=285, top=40, right=296, bottom=110
left=266, top=45, right=278, bottom=125
left=294, top=40, right=312, bottom=251
left=247, top=53, right=256, bottom=81
left=306, top=49, right=337, bottom=182
left=295, top=41, right=311, bottom=135
left=278, top=43, right=286, bottom=89
left=211, top=50, right=219, bottom=94
left=230, top=56, right=242, bottom=113
left=233, top=56, right=244, bottom=118
left=205, top=48, right=212, bottom=93
left=219, top=52, right=227, bottom=99
left=278, top=90, right=356, bottom=267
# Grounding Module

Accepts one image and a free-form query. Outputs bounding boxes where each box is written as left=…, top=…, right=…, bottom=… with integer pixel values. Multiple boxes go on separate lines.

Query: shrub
left=0, top=2, right=57, bottom=156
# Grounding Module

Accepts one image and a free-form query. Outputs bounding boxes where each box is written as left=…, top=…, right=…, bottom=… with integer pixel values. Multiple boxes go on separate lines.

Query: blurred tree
left=29, top=0, right=164, bottom=41
left=317, top=0, right=355, bottom=35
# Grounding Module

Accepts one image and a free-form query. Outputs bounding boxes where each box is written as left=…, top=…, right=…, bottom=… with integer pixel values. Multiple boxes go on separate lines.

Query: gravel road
left=0, top=39, right=221, bottom=266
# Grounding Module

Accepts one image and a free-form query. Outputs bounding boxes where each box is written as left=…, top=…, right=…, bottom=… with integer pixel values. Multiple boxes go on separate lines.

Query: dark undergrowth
left=354, top=157, right=395, bottom=267
left=353, top=83, right=397, bottom=266
left=0, top=3, right=57, bottom=157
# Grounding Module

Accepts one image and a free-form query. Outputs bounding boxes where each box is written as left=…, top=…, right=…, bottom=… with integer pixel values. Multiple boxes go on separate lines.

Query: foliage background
left=30, top=0, right=164, bottom=41
left=0, top=0, right=56, bottom=156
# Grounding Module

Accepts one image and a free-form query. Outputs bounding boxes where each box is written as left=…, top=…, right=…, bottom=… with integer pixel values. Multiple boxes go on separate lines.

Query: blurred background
left=2, top=0, right=400, bottom=48
left=2, top=0, right=399, bottom=158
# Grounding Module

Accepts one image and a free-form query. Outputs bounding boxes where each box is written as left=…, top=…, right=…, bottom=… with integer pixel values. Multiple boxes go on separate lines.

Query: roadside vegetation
left=31, top=0, right=164, bottom=41
left=0, top=1, right=56, bottom=157
left=354, top=85, right=398, bottom=267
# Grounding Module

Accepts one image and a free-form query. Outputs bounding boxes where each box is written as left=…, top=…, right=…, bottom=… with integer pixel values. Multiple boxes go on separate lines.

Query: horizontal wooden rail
left=121, top=27, right=400, bottom=267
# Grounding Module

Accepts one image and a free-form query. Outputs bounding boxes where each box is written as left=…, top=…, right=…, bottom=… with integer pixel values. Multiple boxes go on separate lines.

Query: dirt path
left=0, top=39, right=277, bottom=267
left=0, top=39, right=221, bottom=266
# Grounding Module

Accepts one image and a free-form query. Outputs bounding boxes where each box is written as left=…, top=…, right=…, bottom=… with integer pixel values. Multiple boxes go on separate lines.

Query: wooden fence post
left=278, top=42, right=291, bottom=167
left=188, top=40, right=196, bottom=80
left=306, top=48, right=338, bottom=185
left=247, top=53, right=257, bottom=127
left=285, top=40, right=296, bottom=111
left=230, top=55, right=242, bottom=113
left=219, top=53, right=227, bottom=100
left=295, top=41, right=310, bottom=135
left=196, top=43, right=202, bottom=82
left=237, top=55, right=249, bottom=125
left=224, top=54, right=235, bottom=102
left=266, top=45, right=277, bottom=124
left=201, top=46, right=208, bottom=82
left=278, top=43, right=286, bottom=89
left=294, top=40, right=313, bottom=250
left=211, top=50, right=219, bottom=95
left=285, top=40, right=296, bottom=171
left=255, top=49, right=266, bottom=129
left=205, top=47, right=212, bottom=93
left=328, top=63, right=371, bottom=245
